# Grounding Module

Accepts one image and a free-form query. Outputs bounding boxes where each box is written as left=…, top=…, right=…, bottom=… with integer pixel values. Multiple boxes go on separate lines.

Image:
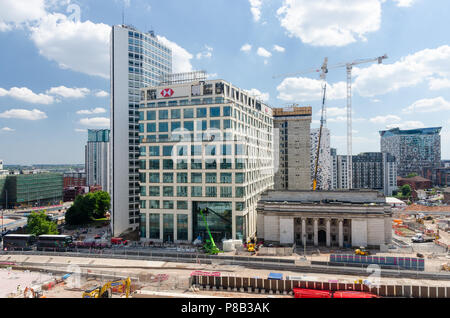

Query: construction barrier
left=330, top=254, right=425, bottom=271
left=191, top=275, right=450, bottom=298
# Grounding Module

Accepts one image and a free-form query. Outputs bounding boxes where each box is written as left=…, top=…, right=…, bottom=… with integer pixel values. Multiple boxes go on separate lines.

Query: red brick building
left=63, top=172, right=86, bottom=188
left=397, top=176, right=432, bottom=190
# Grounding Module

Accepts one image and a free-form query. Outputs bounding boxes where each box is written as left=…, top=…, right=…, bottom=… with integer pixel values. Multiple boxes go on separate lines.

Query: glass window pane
left=184, top=108, right=194, bottom=118
left=163, top=173, right=173, bottom=183
left=149, top=186, right=160, bottom=196
left=149, top=214, right=160, bottom=239
left=159, top=110, right=168, bottom=119
left=177, top=201, right=188, bottom=210
left=191, top=186, right=202, bottom=197
left=177, top=214, right=188, bottom=240
left=163, top=186, right=174, bottom=197
left=205, top=173, right=217, bottom=183
left=150, top=200, right=160, bottom=209
left=149, top=173, right=160, bottom=183
left=210, top=107, right=221, bottom=117
left=177, top=186, right=188, bottom=197
left=147, top=110, right=156, bottom=120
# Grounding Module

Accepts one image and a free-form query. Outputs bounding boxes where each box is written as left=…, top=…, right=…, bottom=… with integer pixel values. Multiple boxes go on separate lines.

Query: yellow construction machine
left=354, top=247, right=370, bottom=256
left=82, top=277, right=131, bottom=298
left=247, top=237, right=257, bottom=253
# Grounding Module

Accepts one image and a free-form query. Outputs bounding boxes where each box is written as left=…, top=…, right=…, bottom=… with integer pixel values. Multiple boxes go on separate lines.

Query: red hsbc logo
left=160, top=88, right=174, bottom=98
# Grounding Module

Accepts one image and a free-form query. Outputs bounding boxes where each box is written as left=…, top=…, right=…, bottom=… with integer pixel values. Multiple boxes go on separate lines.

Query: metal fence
left=330, top=254, right=425, bottom=271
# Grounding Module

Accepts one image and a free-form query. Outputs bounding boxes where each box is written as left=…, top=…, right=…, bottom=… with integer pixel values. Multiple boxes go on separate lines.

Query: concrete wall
left=367, top=218, right=386, bottom=246
left=351, top=219, right=368, bottom=247
left=279, top=218, right=294, bottom=245
left=263, top=216, right=279, bottom=242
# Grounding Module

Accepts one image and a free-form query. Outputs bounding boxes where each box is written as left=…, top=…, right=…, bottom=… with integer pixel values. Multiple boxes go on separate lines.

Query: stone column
left=338, top=219, right=344, bottom=248
left=313, top=218, right=318, bottom=246
left=326, top=219, right=331, bottom=247
left=302, top=218, right=306, bottom=246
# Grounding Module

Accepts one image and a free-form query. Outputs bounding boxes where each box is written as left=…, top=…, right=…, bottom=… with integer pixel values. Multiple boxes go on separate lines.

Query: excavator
left=82, top=277, right=131, bottom=298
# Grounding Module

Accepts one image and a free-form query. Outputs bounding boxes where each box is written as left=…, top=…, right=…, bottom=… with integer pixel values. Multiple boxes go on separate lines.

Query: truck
left=411, top=233, right=435, bottom=243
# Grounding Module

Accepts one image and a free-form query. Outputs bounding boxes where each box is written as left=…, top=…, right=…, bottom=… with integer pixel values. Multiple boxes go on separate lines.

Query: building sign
left=160, top=88, right=174, bottom=98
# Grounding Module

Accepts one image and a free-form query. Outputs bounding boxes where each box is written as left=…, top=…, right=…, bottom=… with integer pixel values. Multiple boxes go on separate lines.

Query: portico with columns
left=256, top=190, right=392, bottom=249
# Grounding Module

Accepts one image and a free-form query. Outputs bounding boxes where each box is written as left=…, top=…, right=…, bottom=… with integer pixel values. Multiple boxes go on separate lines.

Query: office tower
left=310, top=128, right=332, bottom=190
left=138, top=77, right=274, bottom=242
left=110, top=25, right=172, bottom=236
left=272, top=107, right=312, bottom=190
left=85, top=129, right=110, bottom=194
left=380, top=127, right=442, bottom=177
left=331, top=148, right=338, bottom=190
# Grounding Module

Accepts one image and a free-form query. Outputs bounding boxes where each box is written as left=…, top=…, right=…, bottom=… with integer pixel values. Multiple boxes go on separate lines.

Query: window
left=191, top=186, right=202, bottom=197
left=149, top=173, right=160, bottom=183
left=147, top=123, right=156, bottom=133
left=177, top=159, right=188, bottom=170
left=159, top=122, right=168, bottom=132
left=139, top=111, right=145, bottom=121
left=171, top=109, right=181, bottom=119
left=235, top=158, right=245, bottom=169
left=223, top=106, right=231, bottom=116
left=163, top=186, right=174, bottom=197
left=163, top=173, right=173, bottom=183
left=220, top=173, right=232, bottom=183
left=197, top=108, right=207, bottom=118
left=139, top=124, right=145, bottom=133
left=210, top=120, right=220, bottom=129
left=191, top=159, right=202, bottom=170
left=140, top=186, right=146, bottom=196
left=163, top=200, right=174, bottom=209
left=159, top=110, right=168, bottom=120
left=171, top=121, right=181, bottom=132
left=203, top=84, right=213, bottom=95
left=177, top=214, right=188, bottom=240
left=149, top=214, right=160, bottom=239
left=220, top=159, right=232, bottom=170
left=222, top=145, right=232, bottom=155
left=184, top=121, right=194, bottom=131
left=163, top=146, right=173, bottom=156
left=149, top=159, right=160, bottom=170
left=191, top=173, right=202, bottom=183
left=235, top=201, right=245, bottom=211
left=206, top=173, right=217, bottom=183
left=168, top=101, right=178, bottom=107
left=184, top=108, right=194, bottom=118
left=205, top=145, right=216, bottom=156
left=149, top=186, right=160, bottom=196
left=235, top=173, right=245, bottom=184
left=204, top=98, right=213, bottom=104
left=236, top=187, right=245, bottom=198
left=221, top=187, right=232, bottom=198
left=210, top=107, right=221, bottom=117
left=205, top=159, right=217, bottom=170
left=191, top=145, right=202, bottom=156
left=147, top=110, right=156, bottom=120
left=223, top=119, right=231, bottom=129
left=163, top=159, right=173, bottom=170
left=205, top=186, right=217, bottom=197
left=177, top=201, right=188, bottom=210
left=149, top=200, right=160, bottom=209
left=177, top=173, right=188, bottom=183
left=149, top=146, right=159, bottom=156
left=177, top=186, right=188, bottom=197
left=235, top=144, right=245, bottom=155
left=139, top=160, right=147, bottom=169
left=139, top=146, right=146, bottom=156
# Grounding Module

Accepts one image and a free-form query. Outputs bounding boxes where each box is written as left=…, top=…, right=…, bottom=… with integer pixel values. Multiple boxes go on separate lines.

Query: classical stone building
left=256, top=190, right=392, bottom=249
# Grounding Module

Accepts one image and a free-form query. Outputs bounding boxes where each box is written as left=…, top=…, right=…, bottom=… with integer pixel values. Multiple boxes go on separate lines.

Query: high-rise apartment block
left=86, top=129, right=110, bottom=194
left=380, top=127, right=441, bottom=177
left=110, top=25, right=172, bottom=236
left=310, top=128, right=332, bottom=190
left=272, top=107, right=312, bottom=190
left=138, top=78, right=274, bottom=242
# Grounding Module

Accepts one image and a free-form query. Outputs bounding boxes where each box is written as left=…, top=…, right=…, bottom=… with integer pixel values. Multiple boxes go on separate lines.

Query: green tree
left=406, top=173, right=418, bottom=178
left=27, top=211, right=58, bottom=236
left=64, top=191, right=110, bottom=225
left=401, top=184, right=412, bottom=198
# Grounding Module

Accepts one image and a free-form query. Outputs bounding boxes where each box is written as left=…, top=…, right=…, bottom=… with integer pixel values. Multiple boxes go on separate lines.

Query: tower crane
left=273, top=54, right=388, bottom=189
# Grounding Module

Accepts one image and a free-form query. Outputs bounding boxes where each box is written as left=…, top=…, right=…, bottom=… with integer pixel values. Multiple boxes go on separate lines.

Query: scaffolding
left=159, top=71, right=208, bottom=85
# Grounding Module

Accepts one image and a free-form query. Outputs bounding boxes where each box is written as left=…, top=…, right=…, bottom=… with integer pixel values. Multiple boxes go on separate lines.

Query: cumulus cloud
left=245, top=88, right=270, bottom=102
left=157, top=35, right=193, bottom=73
left=257, top=47, right=272, bottom=58
left=241, top=43, right=252, bottom=52
left=273, top=45, right=285, bottom=53
left=47, top=86, right=90, bottom=98
left=74, top=128, right=87, bottom=133
left=392, top=0, right=415, bottom=7
left=0, top=109, right=47, bottom=120
left=353, top=45, right=450, bottom=97
left=79, top=117, right=110, bottom=127
left=277, top=0, right=382, bottom=47
left=428, top=78, right=450, bottom=91
left=402, top=97, right=450, bottom=113
left=196, top=45, right=213, bottom=60
left=277, top=77, right=346, bottom=102
left=29, top=13, right=111, bottom=79
left=0, top=0, right=47, bottom=31
left=0, top=87, right=54, bottom=104
left=369, top=114, right=402, bottom=124
left=94, top=90, right=109, bottom=98
left=249, top=0, right=263, bottom=22
left=76, top=108, right=107, bottom=115
left=386, top=121, right=425, bottom=130
left=1, top=127, right=15, bottom=132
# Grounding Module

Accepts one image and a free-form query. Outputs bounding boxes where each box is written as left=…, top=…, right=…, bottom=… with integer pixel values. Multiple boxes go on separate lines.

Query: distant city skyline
left=0, top=0, right=449, bottom=164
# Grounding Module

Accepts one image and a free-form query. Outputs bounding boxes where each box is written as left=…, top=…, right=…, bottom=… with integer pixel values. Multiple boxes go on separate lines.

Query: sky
left=0, top=0, right=449, bottom=165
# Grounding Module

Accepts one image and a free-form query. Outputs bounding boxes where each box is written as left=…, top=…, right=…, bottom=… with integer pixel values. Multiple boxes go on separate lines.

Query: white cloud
left=392, top=0, right=415, bottom=7
left=157, top=35, right=193, bottom=73
left=0, top=87, right=54, bottom=104
left=74, top=128, right=87, bottom=133
left=353, top=45, right=450, bottom=97
left=277, top=0, right=382, bottom=47
left=277, top=77, right=346, bottom=102
left=249, top=0, right=263, bottom=22
left=0, top=0, right=47, bottom=31
left=1, top=127, right=15, bottom=132
left=196, top=45, right=213, bottom=60
left=327, top=116, right=365, bottom=123
left=402, top=97, right=450, bottom=113
left=273, top=45, right=285, bottom=53
left=386, top=121, right=425, bottom=130
left=79, top=117, right=110, bottom=128
left=94, top=90, right=109, bottom=98
left=241, top=43, right=252, bottom=52
left=257, top=47, right=272, bottom=58
left=0, top=109, right=47, bottom=120
left=429, top=78, right=450, bottom=91
left=47, top=86, right=90, bottom=98
left=29, top=13, right=111, bottom=79
left=320, top=107, right=346, bottom=117
left=76, top=108, right=107, bottom=115
left=369, top=114, right=402, bottom=124
left=245, top=88, right=270, bottom=102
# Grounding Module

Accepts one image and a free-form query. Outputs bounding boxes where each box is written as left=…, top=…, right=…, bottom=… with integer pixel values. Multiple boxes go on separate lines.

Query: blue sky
left=0, top=0, right=449, bottom=165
